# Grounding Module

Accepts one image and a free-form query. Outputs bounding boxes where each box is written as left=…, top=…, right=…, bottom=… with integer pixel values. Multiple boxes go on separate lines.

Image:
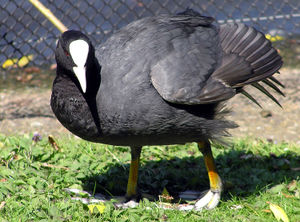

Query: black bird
left=51, top=9, right=283, bottom=210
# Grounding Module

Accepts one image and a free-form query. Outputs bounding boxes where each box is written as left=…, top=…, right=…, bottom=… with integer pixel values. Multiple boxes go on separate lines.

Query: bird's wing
left=150, top=15, right=236, bottom=105
left=213, top=23, right=282, bottom=87
left=211, top=23, right=283, bottom=106
left=151, top=19, right=283, bottom=105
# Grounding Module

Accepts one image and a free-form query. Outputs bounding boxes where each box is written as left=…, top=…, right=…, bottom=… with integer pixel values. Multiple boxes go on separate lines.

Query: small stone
left=30, top=121, right=43, bottom=127
left=230, top=204, right=243, bottom=210
left=260, top=110, right=272, bottom=118
left=115, top=200, right=139, bottom=209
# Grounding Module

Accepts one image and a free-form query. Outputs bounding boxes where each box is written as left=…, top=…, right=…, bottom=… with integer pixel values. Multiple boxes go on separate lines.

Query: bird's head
left=55, top=30, right=95, bottom=93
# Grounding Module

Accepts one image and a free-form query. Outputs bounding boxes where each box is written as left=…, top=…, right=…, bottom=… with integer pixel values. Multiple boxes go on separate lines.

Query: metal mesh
left=1, top=0, right=299, bottom=68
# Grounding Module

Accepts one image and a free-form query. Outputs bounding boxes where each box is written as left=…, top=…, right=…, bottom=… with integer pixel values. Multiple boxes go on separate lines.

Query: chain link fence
left=1, top=0, right=300, bottom=69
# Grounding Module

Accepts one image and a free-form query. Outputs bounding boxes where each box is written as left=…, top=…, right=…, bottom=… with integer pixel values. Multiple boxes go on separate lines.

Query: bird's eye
left=64, top=50, right=70, bottom=56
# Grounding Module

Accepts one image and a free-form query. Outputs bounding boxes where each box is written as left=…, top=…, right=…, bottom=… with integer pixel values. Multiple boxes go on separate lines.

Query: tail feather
left=250, top=48, right=277, bottom=67
left=253, top=55, right=282, bottom=74
left=221, top=23, right=250, bottom=53
left=240, top=89, right=262, bottom=108
left=243, top=60, right=282, bottom=85
left=213, top=23, right=283, bottom=106
left=262, top=79, right=285, bottom=96
left=269, top=76, right=284, bottom=88
left=252, top=82, right=282, bottom=107
left=236, top=32, right=266, bottom=56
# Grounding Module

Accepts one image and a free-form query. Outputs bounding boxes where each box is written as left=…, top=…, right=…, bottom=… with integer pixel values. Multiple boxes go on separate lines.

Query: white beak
left=73, top=66, right=87, bottom=93
left=69, top=39, right=89, bottom=93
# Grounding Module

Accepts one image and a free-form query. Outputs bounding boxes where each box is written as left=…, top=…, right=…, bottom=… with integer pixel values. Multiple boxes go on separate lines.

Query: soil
left=0, top=67, right=300, bottom=144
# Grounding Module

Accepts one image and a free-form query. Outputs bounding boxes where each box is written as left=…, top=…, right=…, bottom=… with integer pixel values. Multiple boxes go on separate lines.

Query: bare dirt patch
left=227, top=68, right=300, bottom=144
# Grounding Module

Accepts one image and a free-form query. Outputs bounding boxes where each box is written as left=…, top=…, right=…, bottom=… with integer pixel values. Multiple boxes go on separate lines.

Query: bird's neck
left=51, top=66, right=103, bottom=140
left=84, top=57, right=101, bottom=98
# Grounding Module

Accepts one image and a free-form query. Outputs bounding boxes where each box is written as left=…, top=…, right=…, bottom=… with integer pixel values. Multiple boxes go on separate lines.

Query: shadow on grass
left=81, top=149, right=299, bottom=201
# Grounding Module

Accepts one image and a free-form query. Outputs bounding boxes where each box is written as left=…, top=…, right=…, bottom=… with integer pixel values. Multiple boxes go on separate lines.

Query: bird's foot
left=172, top=189, right=221, bottom=211
left=194, top=189, right=221, bottom=210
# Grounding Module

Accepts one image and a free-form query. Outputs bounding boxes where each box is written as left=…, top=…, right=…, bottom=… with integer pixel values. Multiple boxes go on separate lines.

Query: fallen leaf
left=88, top=203, right=106, bottom=214
left=287, top=180, right=297, bottom=191
left=282, top=192, right=294, bottom=198
left=48, top=135, right=60, bottom=151
left=88, top=204, right=95, bottom=213
left=0, top=201, right=5, bottom=209
left=158, top=202, right=173, bottom=209
left=269, top=202, right=289, bottom=222
left=42, top=163, right=70, bottom=171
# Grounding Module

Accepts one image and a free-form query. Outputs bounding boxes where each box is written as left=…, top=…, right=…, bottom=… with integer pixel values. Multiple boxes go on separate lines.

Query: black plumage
left=51, top=9, right=283, bottom=209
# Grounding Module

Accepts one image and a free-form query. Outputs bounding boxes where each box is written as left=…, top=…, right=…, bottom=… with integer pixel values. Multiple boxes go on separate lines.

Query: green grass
left=0, top=134, right=299, bottom=221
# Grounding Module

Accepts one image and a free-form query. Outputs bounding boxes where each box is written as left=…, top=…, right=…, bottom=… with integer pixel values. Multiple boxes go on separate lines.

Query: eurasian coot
left=51, top=9, right=283, bottom=210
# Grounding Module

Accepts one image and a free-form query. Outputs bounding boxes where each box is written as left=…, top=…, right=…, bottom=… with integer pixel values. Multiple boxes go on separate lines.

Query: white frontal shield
left=69, top=40, right=89, bottom=93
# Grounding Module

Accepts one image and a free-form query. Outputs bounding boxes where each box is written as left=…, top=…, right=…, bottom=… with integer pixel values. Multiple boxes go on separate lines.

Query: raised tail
left=212, top=23, right=284, bottom=107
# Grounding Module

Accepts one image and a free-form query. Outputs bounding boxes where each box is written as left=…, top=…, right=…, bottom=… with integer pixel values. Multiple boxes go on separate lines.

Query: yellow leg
left=195, top=140, right=222, bottom=210
left=126, top=146, right=142, bottom=199
left=198, top=140, right=222, bottom=192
